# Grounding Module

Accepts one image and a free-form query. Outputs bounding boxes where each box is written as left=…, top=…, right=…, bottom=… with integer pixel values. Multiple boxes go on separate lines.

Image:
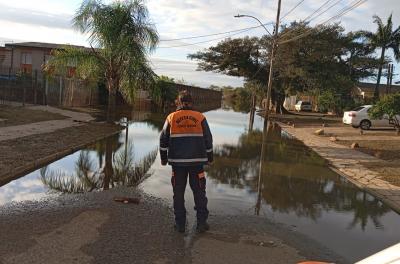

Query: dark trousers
left=171, top=165, right=209, bottom=226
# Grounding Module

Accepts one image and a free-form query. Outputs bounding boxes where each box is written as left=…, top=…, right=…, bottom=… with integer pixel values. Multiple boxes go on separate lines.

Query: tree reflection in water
left=40, top=136, right=157, bottom=193
left=207, top=124, right=390, bottom=230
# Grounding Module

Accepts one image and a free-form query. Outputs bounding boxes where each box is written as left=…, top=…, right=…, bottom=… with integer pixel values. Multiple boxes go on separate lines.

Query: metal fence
left=0, top=67, right=99, bottom=107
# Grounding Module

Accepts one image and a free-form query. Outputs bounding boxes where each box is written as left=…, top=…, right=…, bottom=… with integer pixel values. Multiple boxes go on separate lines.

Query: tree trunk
left=107, top=79, right=117, bottom=123
left=271, top=89, right=290, bottom=115
left=276, top=94, right=291, bottom=114
left=374, top=47, right=386, bottom=101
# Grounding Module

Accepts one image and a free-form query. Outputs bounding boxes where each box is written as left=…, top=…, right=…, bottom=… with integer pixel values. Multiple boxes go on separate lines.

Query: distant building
left=0, top=46, right=12, bottom=69
left=0, top=42, right=98, bottom=107
left=353, top=82, right=400, bottom=100
left=2, top=42, right=84, bottom=76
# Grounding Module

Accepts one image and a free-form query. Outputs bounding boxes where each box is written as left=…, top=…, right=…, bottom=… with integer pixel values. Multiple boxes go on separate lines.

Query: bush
left=318, top=90, right=339, bottom=113
left=370, top=93, right=400, bottom=132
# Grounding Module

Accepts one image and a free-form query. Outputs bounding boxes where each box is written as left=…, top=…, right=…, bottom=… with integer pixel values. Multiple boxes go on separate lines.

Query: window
left=21, top=53, right=32, bottom=65
left=20, top=52, right=32, bottom=74
left=67, top=67, right=76, bottom=78
left=352, top=106, right=365, bottom=112
left=65, top=58, right=77, bottom=78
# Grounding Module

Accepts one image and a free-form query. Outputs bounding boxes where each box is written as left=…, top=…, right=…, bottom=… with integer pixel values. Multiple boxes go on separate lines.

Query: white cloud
left=151, top=57, right=243, bottom=87
left=0, top=20, right=87, bottom=46
left=0, top=3, right=73, bottom=30
left=0, top=0, right=399, bottom=86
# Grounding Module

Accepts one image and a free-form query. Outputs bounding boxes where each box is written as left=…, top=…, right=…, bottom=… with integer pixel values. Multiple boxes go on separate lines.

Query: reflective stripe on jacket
left=159, top=107, right=213, bottom=166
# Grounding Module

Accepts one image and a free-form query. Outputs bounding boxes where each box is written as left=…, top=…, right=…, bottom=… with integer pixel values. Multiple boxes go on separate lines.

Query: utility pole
left=386, top=63, right=391, bottom=95
left=263, top=0, right=282, bottom=129
left=389, top=64, right=394, bottom=93
left=386, top=64, right=394, bottom=94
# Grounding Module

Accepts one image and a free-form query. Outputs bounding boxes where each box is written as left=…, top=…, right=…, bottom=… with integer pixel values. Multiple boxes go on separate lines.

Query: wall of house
left=0, top=48, right=12, bottom=69
left=10, top=47, right=49, bottom=72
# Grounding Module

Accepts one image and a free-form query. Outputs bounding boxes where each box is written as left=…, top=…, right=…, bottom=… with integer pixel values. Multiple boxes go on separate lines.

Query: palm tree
left=365, top=14, right=400, bottom=100
left=47, top=0, right=159, bottom=122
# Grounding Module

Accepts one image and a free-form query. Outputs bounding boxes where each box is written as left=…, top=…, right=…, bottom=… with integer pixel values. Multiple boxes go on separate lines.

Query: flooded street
left=1, top=107, right=399, bottom=262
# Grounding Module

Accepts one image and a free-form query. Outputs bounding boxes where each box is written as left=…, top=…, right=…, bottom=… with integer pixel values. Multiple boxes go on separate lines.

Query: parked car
left=342, top=105, right=399, bottom=130
left=295, top=101, right=312, bottom=112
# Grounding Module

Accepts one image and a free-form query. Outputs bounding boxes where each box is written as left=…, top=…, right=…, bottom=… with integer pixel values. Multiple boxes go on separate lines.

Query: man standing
left=159, top=91, right=213, bottom=233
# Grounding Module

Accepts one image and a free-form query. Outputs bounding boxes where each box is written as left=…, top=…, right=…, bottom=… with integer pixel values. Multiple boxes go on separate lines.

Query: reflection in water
left=40, top=136, right=157, bottom=193
left=207, top=124, right=390, bottom=230
left=1, top=107, right=399, bottom=262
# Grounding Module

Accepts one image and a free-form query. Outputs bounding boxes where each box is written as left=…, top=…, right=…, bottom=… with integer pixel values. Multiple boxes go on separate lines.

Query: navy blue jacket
left=159, top=107, right=213, bottom=166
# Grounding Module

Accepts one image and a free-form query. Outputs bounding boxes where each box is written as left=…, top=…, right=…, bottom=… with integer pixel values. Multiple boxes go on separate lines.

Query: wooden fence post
left=59, top=76, right=63, bottom=106
left=34, top=70, right=38, bottom=104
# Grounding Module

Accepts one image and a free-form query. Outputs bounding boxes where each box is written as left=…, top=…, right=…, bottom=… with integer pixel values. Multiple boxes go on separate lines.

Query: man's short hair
left=178, top=90, right=193, bottom=104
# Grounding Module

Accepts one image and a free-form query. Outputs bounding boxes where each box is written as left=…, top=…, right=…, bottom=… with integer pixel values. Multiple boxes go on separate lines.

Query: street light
left=234, top=14, right=273, bottom=36
left=235, top=2, right=281, bottom=129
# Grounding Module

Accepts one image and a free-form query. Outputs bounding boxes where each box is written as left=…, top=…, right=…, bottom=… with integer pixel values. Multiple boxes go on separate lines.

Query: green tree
left=364, top=14, right=400, bottom=100
left=150, top=75, right=178, bottom=112
left=369, top=93, right=400, bottom=133
left=189, top=23, right=376, bottom=114
left=47, top=0, right=159, bottom=122
left=344, top=31, right=380, bottom=81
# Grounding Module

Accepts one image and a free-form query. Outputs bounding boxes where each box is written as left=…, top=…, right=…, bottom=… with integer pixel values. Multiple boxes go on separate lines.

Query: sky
left=0, top=0, right=399, bottom=87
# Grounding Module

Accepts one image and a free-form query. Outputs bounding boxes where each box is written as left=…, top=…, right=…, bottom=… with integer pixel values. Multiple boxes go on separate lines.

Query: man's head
left=176, top=90, right=193, bottom=108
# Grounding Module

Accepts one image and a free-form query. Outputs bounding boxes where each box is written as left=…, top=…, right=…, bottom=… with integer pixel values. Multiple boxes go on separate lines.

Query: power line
left=278, top=0, right=343, bottom=40
left=281, top=0, right=306, bottom=20
left=278, top=0, right=367, bottom=45
left=279, top=0, right=366, bottom=44
left=308, top=0, right=345, bottom=22
left=157, top=25, right=271, bottom=49
left=159, top=22, right=273, bottom=42
left=303, top=0, right=334, bottom=21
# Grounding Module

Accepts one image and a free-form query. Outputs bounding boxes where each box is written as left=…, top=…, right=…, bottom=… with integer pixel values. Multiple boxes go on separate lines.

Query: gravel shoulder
left=0, top=187, right=347, bottom=264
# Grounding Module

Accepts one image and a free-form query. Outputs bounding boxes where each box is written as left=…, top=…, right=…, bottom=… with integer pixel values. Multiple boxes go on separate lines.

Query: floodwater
left=1, top=107, right=399, bottom=262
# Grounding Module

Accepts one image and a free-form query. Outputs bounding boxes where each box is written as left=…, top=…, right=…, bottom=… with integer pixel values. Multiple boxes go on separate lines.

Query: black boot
left=196, top=222, right=210, bottom=233
left=175, top=224, right=186, bottom=233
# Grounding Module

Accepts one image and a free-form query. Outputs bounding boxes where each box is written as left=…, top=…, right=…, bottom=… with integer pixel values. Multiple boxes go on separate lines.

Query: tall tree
left=364, top=14, right=400, bottom=100
left=189, top=23, right=361, bottom=113
left=47, top=0, right=159, bottom=122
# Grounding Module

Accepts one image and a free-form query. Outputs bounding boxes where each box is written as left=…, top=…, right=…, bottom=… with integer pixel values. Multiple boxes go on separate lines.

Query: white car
left=295, top=101, right=312, bottom=112
left=343, top=105, right=398, bottom=130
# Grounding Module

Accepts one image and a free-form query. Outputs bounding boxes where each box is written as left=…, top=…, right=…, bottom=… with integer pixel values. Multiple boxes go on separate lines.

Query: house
left=0, top=47, right=12, bottom=77
left=0, top=46, right=12, bottom=68
left=0, top=42, right=98, bottom=107
left=353, top=82, right=400, bottom=100
left=3, top=42, right=85, bottom=76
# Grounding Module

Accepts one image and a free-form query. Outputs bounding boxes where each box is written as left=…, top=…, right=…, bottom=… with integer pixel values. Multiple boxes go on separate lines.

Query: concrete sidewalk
left=280, top=124, right=400, bottom=214
left=0, top=106, right=94, bottom=142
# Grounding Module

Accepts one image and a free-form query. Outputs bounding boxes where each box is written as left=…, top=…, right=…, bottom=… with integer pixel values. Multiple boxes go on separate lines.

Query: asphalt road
left=0, top=187, right=348, bottom=264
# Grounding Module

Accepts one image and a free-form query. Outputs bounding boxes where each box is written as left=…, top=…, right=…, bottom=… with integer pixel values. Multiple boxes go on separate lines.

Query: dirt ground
left=0, top=123, right=122, bottom=184
left=0, top=105, right=67, bottom=127
left=269, top=111, right=342, bottom=127
left=335, top=139, right=400, bottom=186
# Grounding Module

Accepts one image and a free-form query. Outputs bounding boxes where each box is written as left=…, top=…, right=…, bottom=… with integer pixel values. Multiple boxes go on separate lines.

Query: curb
left=0, top=129, right=122, bottom=187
